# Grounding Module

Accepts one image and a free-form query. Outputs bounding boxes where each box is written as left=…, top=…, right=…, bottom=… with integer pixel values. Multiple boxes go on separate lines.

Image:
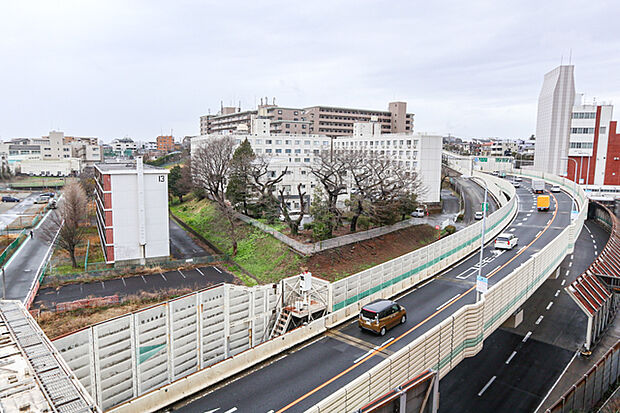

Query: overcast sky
left=1, top=0, right=619, bottom=142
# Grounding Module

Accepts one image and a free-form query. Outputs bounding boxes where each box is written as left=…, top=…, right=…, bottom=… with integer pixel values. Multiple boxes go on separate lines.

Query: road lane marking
left=100, top=281, right=105, bottom=290
left=546, top=301, right=554, bottom=310
left=224, top=408, right=238, bottom=413
left=555, top=290, right=560, bottom=297
left=160, top=272, right=167, bottom=281
left=569, top=262, right=572, bottom=268
left=275, top=191, right=562, bottom=413
left=566, top=270, right=570, bottom=276
left=204, top=409, right=220, bottom=413
left=535, top=315, right=544, bottom=325
left=592, top=240, right=596, bottom=244
left=505, top=351, right=517, bottom=364
left=196, top=268, right=205, bottom=276
left=141, top=275, right=147, bottom=284
left=436, top=294, right=461, bottom=311
left=178, top=269, right=186, bottom=278
left=561, top=279, right=566, bottom=286
left=213, top=266, right=222, bottom=273
left=517, top=222, right=522, bottom=226
left=122, top=277, right=126, bottom=287
left=523, top=331, right=532, bottom=342
left=527, top=213, right=532, bottom=217
left=478, top=376, right=496, bottom=396
left=571, top=255, right=574, bottom=260
left=353, top=338, right=394, bottom=363
left=510, top=228, right=516, bottom=232
left=585, top=225, right=591, bottom=233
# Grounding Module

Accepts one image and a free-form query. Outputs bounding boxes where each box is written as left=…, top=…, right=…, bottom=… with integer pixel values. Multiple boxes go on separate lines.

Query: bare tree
left=192, top=137, right=241, bottom=255
left=41, top=182, right=88, bottom=268
left=310, top=150, right=348, bottom=232
left=278, top=183, right=307, bottom=235
left=248, top=155, right=288, bottom=221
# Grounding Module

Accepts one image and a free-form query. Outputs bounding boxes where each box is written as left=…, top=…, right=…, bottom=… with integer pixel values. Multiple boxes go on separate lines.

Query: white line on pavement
left=510, top=228, right=516, bottom=232
left=141, top=275, right=147, bottom=284
left=555, top=290, right=560, bottom=297
left=224, top=408, right=238, bottom=413
left=160, top=272, right=167, bottom=281
left=196, top=268, right=205, bottom=276
left=122, top=277, right=126, bottom=287
left=535, top=315, right=544, bottom=325
left=478, top=376, right=496, bottom=396
left=100, top=281, right=105, bottom=289
left=213, top=266, right=222, bottom=273
left=569, top=262, right=573, bottom=268
left=178, top=269, right=186, bottom=278
left=593, top=240, right=596, bottom=244
left=505, top=351, right=517, bottom=364
left=585, top=225, right=592, bottom=233
left=436, top=294, right=461, bottom=311
left=546, top=301, right=554, bottom=310
left=571, top=255, right=574, bottom=260
left=566, top=270, right=570, bottom=276
left=561, top=279, right=566, bottom=286
left=523, top=331, right=532, bottom=343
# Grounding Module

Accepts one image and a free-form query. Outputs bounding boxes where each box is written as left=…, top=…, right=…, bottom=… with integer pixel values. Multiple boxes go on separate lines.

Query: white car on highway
left=551, top=185, right=561, bottom=192
left=494, top=233, right=518, bottom=250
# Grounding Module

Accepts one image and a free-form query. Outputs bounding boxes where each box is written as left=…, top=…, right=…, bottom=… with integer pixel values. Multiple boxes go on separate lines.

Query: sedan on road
left=474, top=211, right=484, bottom=220
left=1, top=196, right=19, bottom=203
left=551, top=185, right=561, bottom=192
left=494, top=233, right=518, bottom=250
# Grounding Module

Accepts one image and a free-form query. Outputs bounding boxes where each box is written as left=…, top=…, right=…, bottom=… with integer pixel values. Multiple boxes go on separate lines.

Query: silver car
left=494, top=233, right=518, bottom=250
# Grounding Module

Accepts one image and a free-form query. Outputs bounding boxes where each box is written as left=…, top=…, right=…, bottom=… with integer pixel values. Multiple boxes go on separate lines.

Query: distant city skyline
left=1, top=0, right=619, bottom=142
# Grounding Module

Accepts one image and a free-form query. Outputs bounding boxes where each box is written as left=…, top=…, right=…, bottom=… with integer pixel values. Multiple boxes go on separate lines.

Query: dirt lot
left=305, top=224, right=438, bottom=282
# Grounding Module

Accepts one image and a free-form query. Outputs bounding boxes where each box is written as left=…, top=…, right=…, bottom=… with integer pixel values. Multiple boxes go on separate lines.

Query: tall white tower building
left=534, top=65, right=576, bottom=175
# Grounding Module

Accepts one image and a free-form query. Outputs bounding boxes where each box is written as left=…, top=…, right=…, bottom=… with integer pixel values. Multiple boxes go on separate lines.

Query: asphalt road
left=439, top=219, right=608, bottom=413
left=168, top=217, right=212, bottom=259
left=173, top=178, right=577, bottom=412
left=3, top=207, right=57, bottom=303
left=33, top=265, right=233, bottom=309
left=457, top=177, right=498, bottom=224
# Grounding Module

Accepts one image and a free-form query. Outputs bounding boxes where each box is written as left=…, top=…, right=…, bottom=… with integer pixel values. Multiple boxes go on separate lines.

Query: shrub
left=445, top=225, right=456, bottom=235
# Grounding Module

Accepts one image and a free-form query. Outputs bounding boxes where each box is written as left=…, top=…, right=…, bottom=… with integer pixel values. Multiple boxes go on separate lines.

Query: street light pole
left=563, top=157, right=578, bottom=218
left=477, top=178, right=488, bottom=303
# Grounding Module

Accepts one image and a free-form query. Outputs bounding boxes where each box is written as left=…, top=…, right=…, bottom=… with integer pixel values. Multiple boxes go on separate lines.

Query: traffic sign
left=476, top=275, right=488, bottom=294
left=481, top=202, right=489, bottom=212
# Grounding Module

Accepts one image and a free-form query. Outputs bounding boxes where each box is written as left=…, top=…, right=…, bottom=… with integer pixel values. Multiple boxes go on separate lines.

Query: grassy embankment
left=170, top=196, right=304, bottom=286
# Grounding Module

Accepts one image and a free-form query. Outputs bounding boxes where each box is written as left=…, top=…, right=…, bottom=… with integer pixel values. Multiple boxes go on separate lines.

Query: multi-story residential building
left=334, top=129, right=442, bottom=203
left=200, top=101, right=415, bottom=138
left=489, top=139, right=519, bottom=157
left=567, top=97, right=620, bottom=185
left=111, top=138, right=137, bottom=156
left=192, top=120, right=441, bottom=207
left=156, top=135, right=175, bottom=152
left=0, top=131, right=100, bottom=174
left=94, top=158, right=170, bottom=265
left=534, top=65, right=576, bottom=175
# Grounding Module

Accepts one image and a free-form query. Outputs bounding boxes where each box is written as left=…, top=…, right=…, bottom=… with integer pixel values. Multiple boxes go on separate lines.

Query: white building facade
left=534, top=65, right=576, bottom=175
left=94, top=159, right=170, bottom=264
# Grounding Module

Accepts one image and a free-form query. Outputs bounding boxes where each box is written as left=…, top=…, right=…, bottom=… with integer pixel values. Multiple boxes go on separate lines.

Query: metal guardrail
left=545, top=340, right=620, bottom=413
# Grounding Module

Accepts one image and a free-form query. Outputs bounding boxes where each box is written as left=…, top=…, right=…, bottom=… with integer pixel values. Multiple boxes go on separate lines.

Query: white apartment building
left=0, top=131, right=101, bottom=175
left=534, top=65, right=576, bottom=175
left=192, top=121, right=442, bottom=207
left=111, top=138, right=137, bottom=156
left=334, top=130, right=442, bottom=203
left=94, top=158, right=170, bottom=264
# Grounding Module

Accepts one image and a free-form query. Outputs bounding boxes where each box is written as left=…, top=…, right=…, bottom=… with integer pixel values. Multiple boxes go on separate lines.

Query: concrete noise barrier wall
left=307, top=171, right=588, bottom=412
left=53, top=283, right=279, bottom=411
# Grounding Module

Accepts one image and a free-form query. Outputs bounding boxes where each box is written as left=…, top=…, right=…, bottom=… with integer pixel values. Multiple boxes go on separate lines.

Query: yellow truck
left=537, top=195, right=550, bottom=211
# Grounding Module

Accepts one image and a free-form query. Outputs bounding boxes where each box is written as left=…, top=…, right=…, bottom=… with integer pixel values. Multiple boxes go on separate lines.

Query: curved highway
left=172, top=178, right=576, bottom=412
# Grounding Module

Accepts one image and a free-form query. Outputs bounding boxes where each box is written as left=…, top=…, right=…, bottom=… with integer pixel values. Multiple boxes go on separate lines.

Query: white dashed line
left=527, top=213, right=532, bottom=217
left=100, top=281, right=105, bottom=290
left=585, top=225, right=592, bottom=233
left=160, top=272, right=167, bottom=281
left=122, top=277, right=126, bottom=287
left=536, top=231, right=542, bottom=237
left=535, top=315, right=544, bottom=325
left=436, top=294, right=461, bottom=311
left=517, top=223, right=523, bottom=226
left=196, top=268, right=205, bottom=276
left=510, top=228, right=516, bottom=232
left=141, top=275, right=147, bottom=284
left=593, top=240, right=596, bottom=244
left=555, top=290, right=560, bottom=297
left=546, top=301, right=554, bottom=310
left=505, top=351, right=517, bottom=364
left=178, top=269, right=186, bottom=278
left=478, top=376, right=496, bottom=396
left=569, top=262, right=573, bottom=268
left=566, top=270, right=570, bottom=276
left=571, top=255, right=574, bottom=260
left=213, top=266, right=223, bottom=273
left=225, top=408, right=238, bottom=413
left=523, top=331, right=532, bottom=342
left=561, top=279, right=566, bottom=286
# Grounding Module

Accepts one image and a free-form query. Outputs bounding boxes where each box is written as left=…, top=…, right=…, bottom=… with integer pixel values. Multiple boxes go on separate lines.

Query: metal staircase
left=269, top=308, right=292, bottom=339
